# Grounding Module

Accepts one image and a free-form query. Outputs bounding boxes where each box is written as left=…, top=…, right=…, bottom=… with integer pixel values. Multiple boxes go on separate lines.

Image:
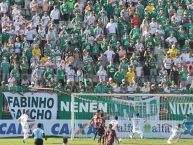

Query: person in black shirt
left=143, top=62, right=150, bottom=82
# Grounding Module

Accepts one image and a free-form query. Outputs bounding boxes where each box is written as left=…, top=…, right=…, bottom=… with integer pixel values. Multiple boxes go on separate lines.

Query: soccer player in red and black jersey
left=103, top=124, right=119, bottom=145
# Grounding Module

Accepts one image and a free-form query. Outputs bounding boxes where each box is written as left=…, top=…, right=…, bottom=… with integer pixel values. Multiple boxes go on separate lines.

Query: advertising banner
left=3, top=92, right=58, bottom=119
left=58, top=95, right=159, bottom=120
left=0, top=120, right=193, bottom=138
left=160, top=96, right=193, bottom=120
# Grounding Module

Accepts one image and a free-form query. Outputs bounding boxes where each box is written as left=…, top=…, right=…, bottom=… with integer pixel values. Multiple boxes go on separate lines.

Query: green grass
left=0, top=138, right=192, bottom=145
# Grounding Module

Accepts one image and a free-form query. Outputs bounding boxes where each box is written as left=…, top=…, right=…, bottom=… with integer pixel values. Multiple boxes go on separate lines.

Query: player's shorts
left=34, top=138, right=43, bottom=145
left=133, top=129, right=143, bottom=135
left=22, top=128, right=29, bottom=134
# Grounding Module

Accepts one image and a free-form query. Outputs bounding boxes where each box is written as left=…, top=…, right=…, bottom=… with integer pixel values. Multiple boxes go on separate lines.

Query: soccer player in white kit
left=130, top=113, right=144, bottom=139
left=167, top=124, right=184, bottom=144
left=18, top=109, right=35, bottom=143
left=110, top=116, right=120, bottom=145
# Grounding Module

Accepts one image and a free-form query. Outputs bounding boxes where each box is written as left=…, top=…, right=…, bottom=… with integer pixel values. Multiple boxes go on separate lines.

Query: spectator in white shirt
left=21, top=76, right=30, bottom=86
left=66, top=66, right=75, bottom=83
left=32, top=12, right=41, bottom=27
left=94, top=23, right=103, bottom=37
left=165, top=34, right=177, bottom=47
left=12, top=6, right=22, bottom=21
left=97, top=66, right=107, bottom=82
left=8, top=74, right=16, bottom=87
left=84, top=11, right=96, bottom=25
left=149, top=18, right=159, bottom=34
left=106, top=19, right=117, bottom=35
left=0, top=1, right=8, bottom=14
left=104, top=46, right=115, bottom=62
left=141, top=82, right=150, bottom=93
left=50, top=5, right=60, bottom=24
left=41, top=12, right=50, bottom=28
left=30, top=0, right=39, bottom=16
left=135, top=39, right=144, bottom=53
left=164, top=84, right=171, bottom=93
left=136, top=63, right=143, bottom=84
left=171, top=13, right=181, bottom=24
left=25, top=26, right=36, bottom=43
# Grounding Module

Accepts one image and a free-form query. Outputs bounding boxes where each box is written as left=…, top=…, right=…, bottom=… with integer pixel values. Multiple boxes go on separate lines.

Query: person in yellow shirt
left=167, top=45, right=180, bottom=58
left=145, top=2, right=154, bottom=13
left=126, top=66, right=135, bottom=84
left=32, top=45, right=41, bottom=59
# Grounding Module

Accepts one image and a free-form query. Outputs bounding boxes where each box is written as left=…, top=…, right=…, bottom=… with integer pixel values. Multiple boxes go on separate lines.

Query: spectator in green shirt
left=1, top=57, right=10, bottom=82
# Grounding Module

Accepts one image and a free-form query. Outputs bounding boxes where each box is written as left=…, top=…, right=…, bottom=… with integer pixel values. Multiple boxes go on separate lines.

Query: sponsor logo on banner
left=3, top=92, right=58, bottom=119
left=0, top=120, right=193, bottom=138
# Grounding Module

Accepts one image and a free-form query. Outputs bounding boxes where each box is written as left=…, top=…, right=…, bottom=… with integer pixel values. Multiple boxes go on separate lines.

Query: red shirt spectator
left=188, top=63, right=193, bottom=76
left=131, top=15, right=141, bottom=27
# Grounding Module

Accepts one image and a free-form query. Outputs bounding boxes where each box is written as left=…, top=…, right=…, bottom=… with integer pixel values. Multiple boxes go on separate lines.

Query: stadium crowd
left=0, top=0, right=193, bottom=93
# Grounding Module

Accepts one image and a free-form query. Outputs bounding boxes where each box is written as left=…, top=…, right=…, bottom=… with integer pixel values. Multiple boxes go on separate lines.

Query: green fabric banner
left=58, top=94, right=159, bottom=120
left=160, top=96, right=193, bottom=120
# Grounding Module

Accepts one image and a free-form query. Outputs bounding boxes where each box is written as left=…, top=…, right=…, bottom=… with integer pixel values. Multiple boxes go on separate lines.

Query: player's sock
left=167, top=140, right=171, bottom=144
left=130, top=134, right=133, bottom=139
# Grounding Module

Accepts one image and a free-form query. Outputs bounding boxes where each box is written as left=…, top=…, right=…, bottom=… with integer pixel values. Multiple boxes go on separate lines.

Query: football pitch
left=0, top=138, right=192, bottom=145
